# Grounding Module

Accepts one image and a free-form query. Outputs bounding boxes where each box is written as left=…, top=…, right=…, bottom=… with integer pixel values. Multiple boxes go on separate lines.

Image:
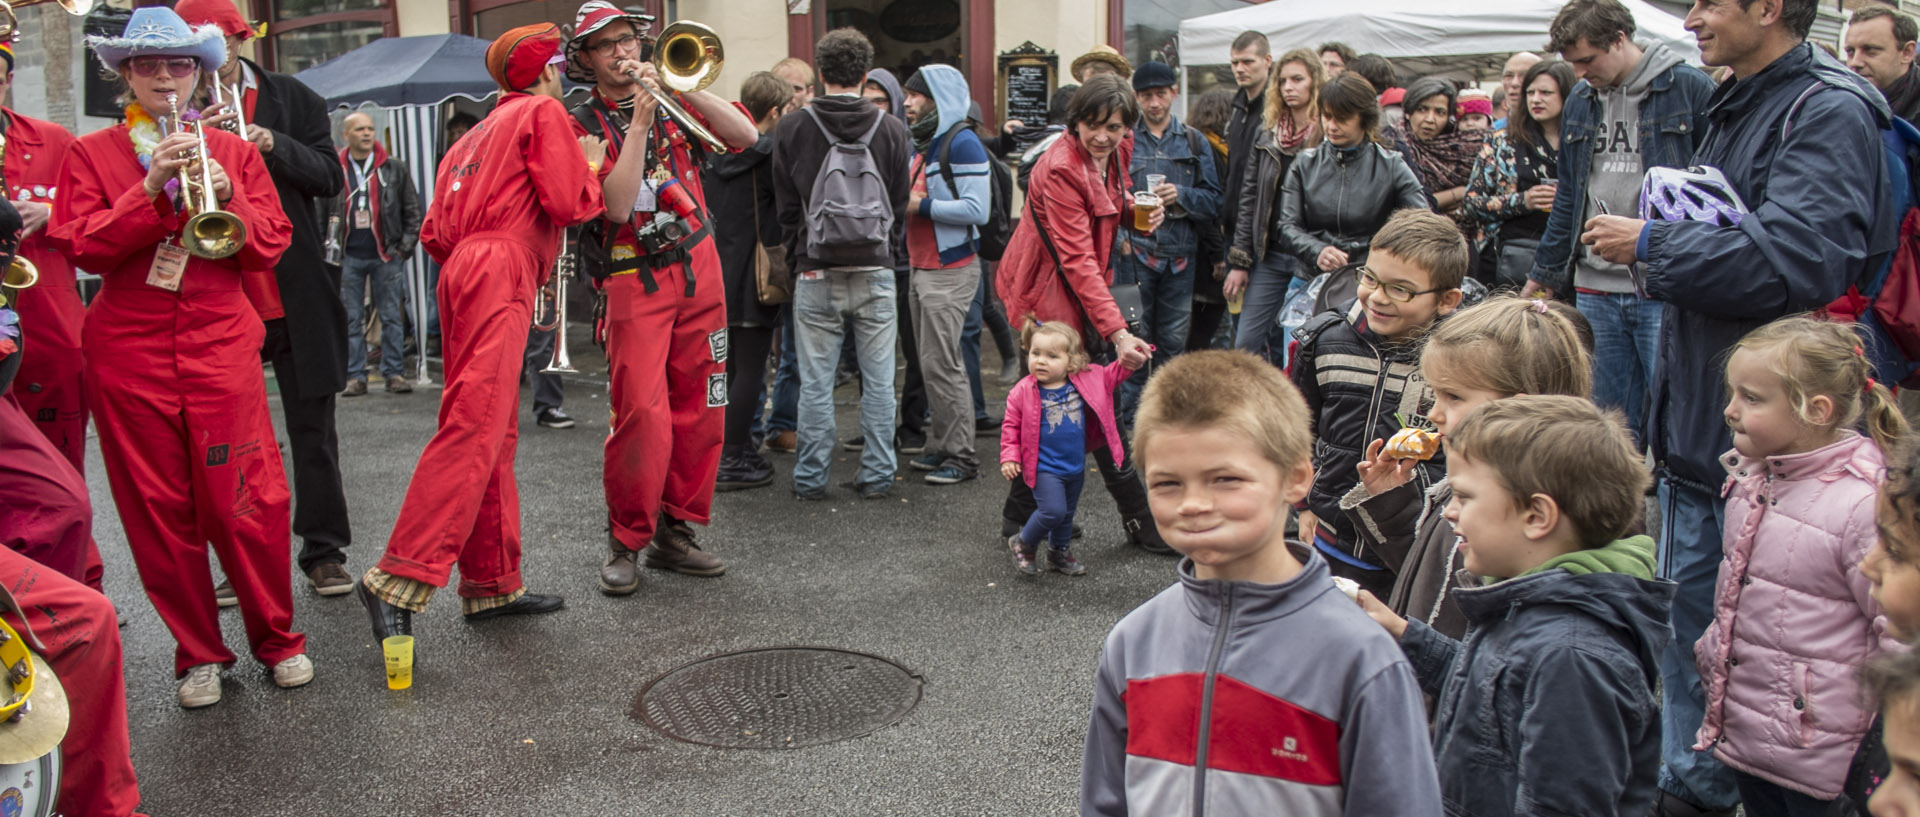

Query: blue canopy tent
left=293, top=34, right=502, bottom=387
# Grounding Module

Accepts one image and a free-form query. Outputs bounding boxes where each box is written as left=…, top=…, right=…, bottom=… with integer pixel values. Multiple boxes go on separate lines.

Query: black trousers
left=896, top=268, right=927, bottom=438
left=724, top=324, right=776, bottom=454
left=1188, top=299, right=1230, bottom=352
left=264, top=319, right=351, bottom=572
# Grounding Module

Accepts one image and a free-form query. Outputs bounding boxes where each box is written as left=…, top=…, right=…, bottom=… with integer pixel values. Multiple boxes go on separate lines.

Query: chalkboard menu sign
left=997, top=43, right=1058, bottom=153
left=1005, top=64, right=1050, bottom=126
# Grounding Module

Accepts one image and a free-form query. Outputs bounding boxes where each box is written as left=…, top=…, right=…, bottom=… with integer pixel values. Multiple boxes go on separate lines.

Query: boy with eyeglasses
left=1291, top=209, right=1465, bottom=598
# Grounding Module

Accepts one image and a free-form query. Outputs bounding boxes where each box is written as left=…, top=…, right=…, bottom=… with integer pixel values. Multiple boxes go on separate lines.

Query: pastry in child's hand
left=1383, top=428, right=1441, bottom=461
left=1332, top=576, right=1361, bottom=601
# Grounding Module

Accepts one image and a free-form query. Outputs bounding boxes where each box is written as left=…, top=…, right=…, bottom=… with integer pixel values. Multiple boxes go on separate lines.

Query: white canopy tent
left=1178, top=0, right=1700, bottom=92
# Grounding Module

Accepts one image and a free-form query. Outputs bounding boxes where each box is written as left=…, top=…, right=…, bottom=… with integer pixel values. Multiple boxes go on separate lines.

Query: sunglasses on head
left=128, top=56, right=199, bottom=78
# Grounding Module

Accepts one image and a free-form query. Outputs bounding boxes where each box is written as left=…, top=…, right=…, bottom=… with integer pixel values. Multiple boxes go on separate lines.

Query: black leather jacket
left=1226, top=126, right=1297, bottom=270
left=1277, top=141, right=1428, bottom=273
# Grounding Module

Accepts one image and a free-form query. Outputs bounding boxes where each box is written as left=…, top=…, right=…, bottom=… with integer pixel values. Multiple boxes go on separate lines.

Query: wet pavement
left=92, top=334, right=1182, bottom=816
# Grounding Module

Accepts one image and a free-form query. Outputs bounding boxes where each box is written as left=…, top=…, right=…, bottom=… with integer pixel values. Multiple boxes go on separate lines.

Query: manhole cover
left=632, top=647, right=924, bottom=749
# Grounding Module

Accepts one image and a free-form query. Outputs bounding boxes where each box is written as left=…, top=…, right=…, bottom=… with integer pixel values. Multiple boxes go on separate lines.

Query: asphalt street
left=93, top=335, right=1183, bottom=816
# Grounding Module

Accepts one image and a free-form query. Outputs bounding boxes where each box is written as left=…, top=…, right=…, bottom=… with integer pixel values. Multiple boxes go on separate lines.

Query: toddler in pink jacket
left=1695, top=317, right=1907, bottom=811
left=1000, top=322, right=1139, bottom=576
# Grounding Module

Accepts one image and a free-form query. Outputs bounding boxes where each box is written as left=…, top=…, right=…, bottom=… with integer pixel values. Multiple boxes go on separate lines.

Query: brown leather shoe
left=386, top=375, right=413, bottom=394
left=764, top=430, right=797, bottom=453
left=645, top=516, right=726, bottom=576
left=599, top=532, right=641, bottom=596
left=341, top=379, right=368, bottom=397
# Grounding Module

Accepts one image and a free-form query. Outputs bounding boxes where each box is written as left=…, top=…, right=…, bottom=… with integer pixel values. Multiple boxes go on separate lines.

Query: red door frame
left=785, top=0, right=1000, bottom=129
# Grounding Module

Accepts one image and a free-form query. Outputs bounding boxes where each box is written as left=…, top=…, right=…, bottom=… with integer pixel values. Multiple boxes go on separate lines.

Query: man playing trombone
left=175, top=0, right=356, bottom=599
left=563, top=1, right=757, bottom=597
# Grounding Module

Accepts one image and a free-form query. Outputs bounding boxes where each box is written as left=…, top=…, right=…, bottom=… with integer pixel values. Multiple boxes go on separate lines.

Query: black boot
left=1124, top=514, right=1175, bottom=555
left=357, top=579, right=412, bottom=641
left=715, top=448, right=774, bottom=492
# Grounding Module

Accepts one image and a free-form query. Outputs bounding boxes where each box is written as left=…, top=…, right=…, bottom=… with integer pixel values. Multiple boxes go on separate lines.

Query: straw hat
left=1070, top=45, right=1132, bottom=83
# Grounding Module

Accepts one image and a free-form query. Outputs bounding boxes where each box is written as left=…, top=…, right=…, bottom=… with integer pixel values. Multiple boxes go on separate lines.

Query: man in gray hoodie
left=1526, top=1, right=1712, bottom=450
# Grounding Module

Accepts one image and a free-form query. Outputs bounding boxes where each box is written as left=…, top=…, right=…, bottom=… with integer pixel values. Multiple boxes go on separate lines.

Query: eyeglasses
left=1356, top=267, right=1446, bottom=303
left=588, top=34, right=640, bottom=58
left=128, top=56, right=199, bottom=79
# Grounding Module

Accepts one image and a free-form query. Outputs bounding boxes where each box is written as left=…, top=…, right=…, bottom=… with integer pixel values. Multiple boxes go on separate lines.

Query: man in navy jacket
left=1580, top=1, right=1898, bottom=814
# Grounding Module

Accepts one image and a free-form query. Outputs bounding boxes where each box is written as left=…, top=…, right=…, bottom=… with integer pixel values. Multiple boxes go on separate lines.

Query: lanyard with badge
left=349, top=154, right=375, bottom=230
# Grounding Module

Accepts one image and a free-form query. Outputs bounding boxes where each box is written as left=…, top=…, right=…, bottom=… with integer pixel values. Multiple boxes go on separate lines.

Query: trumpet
left=632, top=21, right=726, bottom=152
left=0, top=254, right=34, bottom=309
left=533, top=249, right=577, bottom=374
left=0, top=0, right=94, bottom=44
left=214, top=80, right=248, bottom=135
left=162, top=93, right=247, bottom=260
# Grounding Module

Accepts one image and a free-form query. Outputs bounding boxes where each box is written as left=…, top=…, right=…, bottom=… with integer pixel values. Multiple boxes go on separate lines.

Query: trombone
left=0, top=0, right=94, bottom=43
left=633, top=21, right=726, bottom=152
left=533, top=248, right=576, bottom=374
left=162, top=93, right=247, bottom=260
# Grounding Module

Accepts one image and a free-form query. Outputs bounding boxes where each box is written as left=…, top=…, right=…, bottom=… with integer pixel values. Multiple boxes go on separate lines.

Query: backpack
left=935, top=123, right=1014, bottom=261
left=803, top=107, right=894, bottom=266
left=1802, top=85, right=1920, bottom=386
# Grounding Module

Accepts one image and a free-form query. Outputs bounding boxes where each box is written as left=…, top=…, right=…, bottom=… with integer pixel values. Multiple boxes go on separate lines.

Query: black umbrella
left=292, top=34, right=499, bottom=108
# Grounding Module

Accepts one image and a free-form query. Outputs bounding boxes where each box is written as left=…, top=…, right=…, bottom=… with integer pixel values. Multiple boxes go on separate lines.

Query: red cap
left=1458, top=98, right=1493, bottom=118
left=173, top=0, right=258, bottom=40
left=1379, top=87, right=1405, bottom=107
left=487, top=23, right=564, bottom=92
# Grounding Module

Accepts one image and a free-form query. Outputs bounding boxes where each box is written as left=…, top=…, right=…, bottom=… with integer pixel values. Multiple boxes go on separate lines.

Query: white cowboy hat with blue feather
left=87, top=7, right=226, bottom=73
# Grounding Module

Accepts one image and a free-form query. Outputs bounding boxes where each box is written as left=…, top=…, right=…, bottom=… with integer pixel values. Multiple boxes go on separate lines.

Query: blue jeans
left=792, top=269, right=897, bottom=493
left=1115, top=253, right=1194, bottom=428
left=755, top=306, right=800, bottom=436
left=1579, top=292, right=1662, bottom=443
left=1233, top=247, right=1296, bottom=364
left=1656, top=478, right=1741, bottom=810
left=1020, top=469, right=1085, bottom=551
left=341, top=253, right=408, bottom=380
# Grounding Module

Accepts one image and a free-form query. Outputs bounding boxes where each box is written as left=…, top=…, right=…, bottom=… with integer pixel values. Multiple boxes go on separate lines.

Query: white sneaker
left=272, top=654, right=314, bottom=689
left=178, top=663, right=222, bottom=709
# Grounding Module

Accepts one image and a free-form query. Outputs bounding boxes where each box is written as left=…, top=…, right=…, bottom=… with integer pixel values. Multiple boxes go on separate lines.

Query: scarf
left=910, top=113, right=939, bottom=153
left=125, top=103, right=181, bottom=204
left=1888, top=63, right=1920, bottom=123
left=1395, top=117, right=1483, bottom=195
left=1274, top=109, right=1319, bottom=154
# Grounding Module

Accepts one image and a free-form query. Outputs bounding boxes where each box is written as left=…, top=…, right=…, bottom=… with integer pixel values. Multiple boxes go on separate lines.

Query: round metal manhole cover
left=632, top=647, right=924, bottom=749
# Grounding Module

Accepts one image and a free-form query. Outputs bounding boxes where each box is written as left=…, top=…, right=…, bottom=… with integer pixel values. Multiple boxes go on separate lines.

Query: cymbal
left=0, top=657, right=67, bottom=765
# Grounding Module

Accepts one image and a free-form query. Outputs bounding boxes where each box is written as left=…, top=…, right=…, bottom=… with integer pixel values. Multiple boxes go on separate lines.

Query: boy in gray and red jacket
left=1081, top=350, right=1440, bottom=817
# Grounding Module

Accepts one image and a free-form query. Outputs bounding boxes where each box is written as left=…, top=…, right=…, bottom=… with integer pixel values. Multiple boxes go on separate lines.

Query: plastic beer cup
left=1132, top=192, right=1157, bottom=232
left=383, top=635, right=414, bottom=690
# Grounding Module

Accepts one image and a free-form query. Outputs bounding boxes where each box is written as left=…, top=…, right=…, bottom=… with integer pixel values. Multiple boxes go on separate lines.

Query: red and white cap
left=564, top=1, right=655, bottom=82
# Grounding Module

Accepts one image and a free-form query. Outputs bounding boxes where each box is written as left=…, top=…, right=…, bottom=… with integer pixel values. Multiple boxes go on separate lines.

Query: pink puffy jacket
left=999, top=361, right=1132, bottom=488
left=1693, top=432, right=1901, bottom=798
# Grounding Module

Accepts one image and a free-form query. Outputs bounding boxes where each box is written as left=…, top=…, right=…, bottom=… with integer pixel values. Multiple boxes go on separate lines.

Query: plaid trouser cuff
left=363, top=568, right=434, bottom=613
left=458, top=588, right=527, bottom=616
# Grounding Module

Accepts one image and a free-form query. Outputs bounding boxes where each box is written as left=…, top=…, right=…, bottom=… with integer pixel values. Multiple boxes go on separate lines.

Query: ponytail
left=1733, top=316, right=1911, bottom=455
left=1865, top=379, right=1910, bottom=456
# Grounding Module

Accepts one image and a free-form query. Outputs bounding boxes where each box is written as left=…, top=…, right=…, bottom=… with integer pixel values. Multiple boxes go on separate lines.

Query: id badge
left=632, top=179, right=658, bottom=214
left=353, top=207, right=371, bottom=230
left=147, top=242, right=190, bottom=291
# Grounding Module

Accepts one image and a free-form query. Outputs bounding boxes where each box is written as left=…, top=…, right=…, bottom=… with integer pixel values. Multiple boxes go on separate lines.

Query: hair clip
left=1531, top=299, right=1549, bottom=314
left=1868, top=377, right=1879, bottom=393
left=1856, top=344, right=1868, bottom=359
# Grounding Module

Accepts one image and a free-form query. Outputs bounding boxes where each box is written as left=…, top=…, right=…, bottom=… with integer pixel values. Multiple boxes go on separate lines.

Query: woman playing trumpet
left=49, top=7, right=307, bottom=710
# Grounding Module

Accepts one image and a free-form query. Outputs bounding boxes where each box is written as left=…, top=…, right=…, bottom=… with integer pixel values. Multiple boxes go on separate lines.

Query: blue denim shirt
left=1527, top=62, right=1714, bottom=293
left=1124, top=115, right=1221, bottom=259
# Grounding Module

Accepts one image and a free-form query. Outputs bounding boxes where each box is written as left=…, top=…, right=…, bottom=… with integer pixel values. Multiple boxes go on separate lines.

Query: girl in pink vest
left=1000, top=322, right=1140, bottom=576
left=1695, top=317, right=1907, bottom=814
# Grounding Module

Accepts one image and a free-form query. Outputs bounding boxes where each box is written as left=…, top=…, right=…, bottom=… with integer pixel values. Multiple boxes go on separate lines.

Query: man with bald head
left=1493, top=51, right=1542, bottom=128
left=334, top=111, right=422, bottom=398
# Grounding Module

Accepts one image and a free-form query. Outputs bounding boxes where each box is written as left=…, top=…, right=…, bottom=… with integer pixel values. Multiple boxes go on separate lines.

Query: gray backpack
left=803, top=107, right=893, bottom=265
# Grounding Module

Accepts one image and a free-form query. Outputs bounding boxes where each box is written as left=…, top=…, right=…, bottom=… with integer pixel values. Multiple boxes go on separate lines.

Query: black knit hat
left=903, top=69, right=930, bottom=98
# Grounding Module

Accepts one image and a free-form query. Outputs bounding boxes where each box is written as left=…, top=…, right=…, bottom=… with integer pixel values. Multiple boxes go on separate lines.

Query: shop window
left=254, top=0, right=394, bottom=73
left=1122, top=0, right=1246, bottom=97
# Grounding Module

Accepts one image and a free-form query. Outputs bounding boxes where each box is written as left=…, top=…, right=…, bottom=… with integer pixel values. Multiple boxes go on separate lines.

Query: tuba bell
left=0, top=0, right=94, bottom=43
left=163, top=94, right=247, bottom=260
left=633, top=21, right=726, bottom=152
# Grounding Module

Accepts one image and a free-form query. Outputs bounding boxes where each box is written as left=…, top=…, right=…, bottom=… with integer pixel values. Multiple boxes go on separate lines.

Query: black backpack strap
left=937, top=122, right=971, bottom=197
left=1295, top=310, right=1344, bottom=348
left=1184, top=125, right=1205, bottom=160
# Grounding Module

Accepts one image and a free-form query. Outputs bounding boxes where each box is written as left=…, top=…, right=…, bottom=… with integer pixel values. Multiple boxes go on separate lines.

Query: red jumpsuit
left=376, top=92, right=603, bottom=599
left=49, top=122, right=301, bottom=677
left=575, top=97, right=738, bottom=551
left=3, top=110, right=85, bottom=470
left=0, top=546, right=144, bottom=816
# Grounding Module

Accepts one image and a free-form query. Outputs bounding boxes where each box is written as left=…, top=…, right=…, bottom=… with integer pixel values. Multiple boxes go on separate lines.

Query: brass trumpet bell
left=654, top=22, right=722, bottom=95
left=0, top=0, right=96, bottom=43
left=1, top=256, right=34, bottom=309
left=185, top=210, right=246, bottom=260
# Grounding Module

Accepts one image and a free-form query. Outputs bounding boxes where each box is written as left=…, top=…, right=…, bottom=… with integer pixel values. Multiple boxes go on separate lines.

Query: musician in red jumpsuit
left=564, top=2, right=758, bottom=596
left=357, top=24, right=607, bottom=644
left=51, top=7, right=306, bottom=710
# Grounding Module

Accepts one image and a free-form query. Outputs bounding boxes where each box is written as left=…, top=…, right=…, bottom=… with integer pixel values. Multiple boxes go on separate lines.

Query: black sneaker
left=841, top=480, right=892, bottom=500
left=715, top=451, right=774, bottom=492
left=841, top=436, right=866, bottom=452
left=895, top=430, right=926, bottom=455
left=1048, top=548, right=1088, bottom=576
left=536, top=408, right=576, bottom=429
left=975, top=415, right=1002, bottom=436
